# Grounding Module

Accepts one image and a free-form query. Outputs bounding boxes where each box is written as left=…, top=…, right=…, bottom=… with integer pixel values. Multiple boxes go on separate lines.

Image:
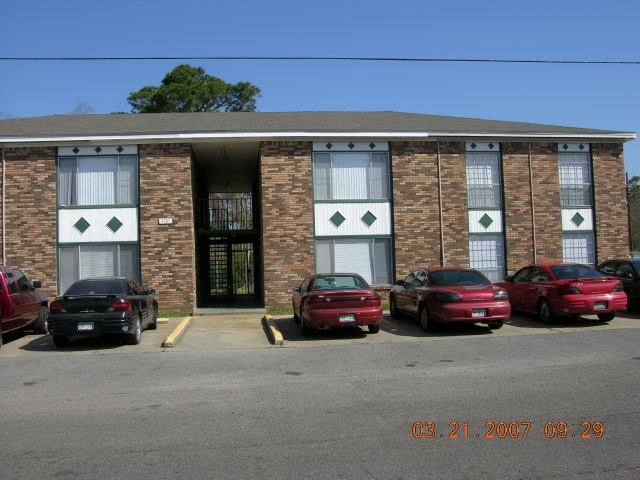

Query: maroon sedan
left=389, top=267, right=510, bottom=331
left=497, top=262, right=627, bottom=323
left=292, top=273, right=382, bottom=336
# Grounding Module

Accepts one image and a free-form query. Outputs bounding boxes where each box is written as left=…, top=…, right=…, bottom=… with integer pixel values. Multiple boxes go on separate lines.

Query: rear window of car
left=312, top=275, right=368, bottom=290
left=550, top=265, right=603, bottom=280
left=429, top=270, right=489, bottom=286
left=65, top=280, right=129, bottom=295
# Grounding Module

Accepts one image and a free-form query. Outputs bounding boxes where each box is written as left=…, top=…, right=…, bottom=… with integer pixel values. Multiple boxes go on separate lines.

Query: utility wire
left=0, top=55, right=639, bottom=64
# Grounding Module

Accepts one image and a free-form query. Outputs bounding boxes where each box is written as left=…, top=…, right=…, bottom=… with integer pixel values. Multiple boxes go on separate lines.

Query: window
left=58, top=244, right=139, bottom=293
left=558, top=153, right=592, bottom=207
left=469, top=235, right=505, bottom=282
left=466, top=152, right=502, bottom=208
left=315, top=238, right=392, bottom=285
left=313, top=152, right=390, bottom=200
left=58, top=155, right=138, bottom=206
left=562, top=233, right=595, bottom=266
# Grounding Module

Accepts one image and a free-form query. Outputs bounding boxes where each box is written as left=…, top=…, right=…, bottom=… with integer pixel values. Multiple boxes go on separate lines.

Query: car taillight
left=493, top=289, right=509, bottom=300
left=612, top=280, right=624, bottom=292
left=436, top=292, right=463, bottom=303
left=364, top=292, right=381, bottom=306
left=109, top=299, right=133, bottom=311
left=49, top=301, right=66, bottom=313
left=305, top=295, right=327, bottom=308
left=558, top=283, right=581, bottom=295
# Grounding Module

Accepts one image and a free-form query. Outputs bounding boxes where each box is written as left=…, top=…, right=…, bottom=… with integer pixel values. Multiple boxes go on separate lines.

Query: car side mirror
left=395, top=280, right=405, bottom=286
left=292, top=287, right=301, bottom=293
left=32, top=280, right=42, bottom=289
left=145, top=288, right=156, bottom=295
left=503, top=276, right=512, bottom=282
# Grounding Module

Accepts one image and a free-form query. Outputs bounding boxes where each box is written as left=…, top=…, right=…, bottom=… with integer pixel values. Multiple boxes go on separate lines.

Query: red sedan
left=497, top=263, right=627, bottom=323
left=292, top=273, right=382, bottom=336
left=389, top=267, right=510, bottom=331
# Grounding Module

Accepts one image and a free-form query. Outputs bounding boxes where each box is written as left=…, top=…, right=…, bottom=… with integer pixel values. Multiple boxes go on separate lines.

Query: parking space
left=1, top=310, right=639, bottom=356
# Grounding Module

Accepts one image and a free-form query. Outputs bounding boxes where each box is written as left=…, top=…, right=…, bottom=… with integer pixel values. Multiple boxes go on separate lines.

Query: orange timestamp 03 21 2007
left=411, top=420, right=605, bottom=439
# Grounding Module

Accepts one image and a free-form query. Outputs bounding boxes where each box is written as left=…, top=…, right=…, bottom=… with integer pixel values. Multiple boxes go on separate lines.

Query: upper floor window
left=558, top=151, right=592, bottom=207
left=58, top=155, right=138, bottom=206
left=313, top=151, right=390, bottom=201
left=466, top=152, right=502, bottom=209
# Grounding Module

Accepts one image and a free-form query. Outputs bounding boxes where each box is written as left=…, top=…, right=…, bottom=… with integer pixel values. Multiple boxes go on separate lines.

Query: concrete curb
left=162, top=316, right=193, bottom=348
left=261, top=314, right=284, bottom=346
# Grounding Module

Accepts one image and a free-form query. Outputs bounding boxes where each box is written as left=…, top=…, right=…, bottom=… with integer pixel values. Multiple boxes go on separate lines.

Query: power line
left=0, top=55, right=639, bottom=64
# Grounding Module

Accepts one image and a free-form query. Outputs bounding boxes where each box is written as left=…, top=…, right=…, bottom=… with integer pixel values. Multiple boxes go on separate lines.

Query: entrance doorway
left=196, top=192, right=262, bottom=308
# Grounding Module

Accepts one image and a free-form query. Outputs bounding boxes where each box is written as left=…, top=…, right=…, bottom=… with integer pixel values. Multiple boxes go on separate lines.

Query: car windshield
left=65, top=279, right=129, bottom=295
left=429, top=270, right=489, bottom=286
left=550, top=265, right=602, bottom=280
left=312, top=275, right=368, bottom=290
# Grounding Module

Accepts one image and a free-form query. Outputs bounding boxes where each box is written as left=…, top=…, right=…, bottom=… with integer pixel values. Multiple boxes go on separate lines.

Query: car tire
left=33, top=306, right=49, bottom=334
left=127, top=317, right=142, bottom=345
left=389, top=296, right=399, bottom=319
left=52, top=335, right=70, bottom=348
left=368, top=323, right=380, bottom=334
left=487, top=320, right=503, bottom=329
left=597, top=311, right=615, bottom=322
left=538, top=299, right=555, bottom=324
left=147, top=306, right=158, bottom=330
left=293, top=303, right=300, bottom=323
left=300, top=317, right=311, bottom=337
left=419, top=305, right=432, bottom=332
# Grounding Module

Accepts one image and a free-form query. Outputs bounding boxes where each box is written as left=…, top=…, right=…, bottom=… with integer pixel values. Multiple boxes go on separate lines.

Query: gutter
left=0, top=131, right=636, bottom=146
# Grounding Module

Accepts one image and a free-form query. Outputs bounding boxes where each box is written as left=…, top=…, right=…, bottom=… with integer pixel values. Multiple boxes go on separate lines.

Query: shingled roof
left=0, top=111, right=635, bottom=144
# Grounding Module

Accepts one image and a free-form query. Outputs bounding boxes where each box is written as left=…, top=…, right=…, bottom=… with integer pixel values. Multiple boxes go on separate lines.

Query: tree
left=127, top=64, right=260, bottom=113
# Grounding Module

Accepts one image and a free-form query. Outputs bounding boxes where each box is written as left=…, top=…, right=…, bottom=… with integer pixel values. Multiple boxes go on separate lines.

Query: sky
left=1, top=0, right=638, bottom=175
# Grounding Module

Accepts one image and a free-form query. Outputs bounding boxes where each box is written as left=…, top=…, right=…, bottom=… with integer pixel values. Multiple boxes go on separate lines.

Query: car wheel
left=52, top=335, right=70, bottom=348
left=389, top=296, right=399, bottom=319
left=33, top=306, right=49, bottom=334
left=293, top=303, right=300, bottom=323
left=368, top=323, right=380, bottom=334
left=147, top=305, right=158, bottom=330
left=419, top=305, right=432, bottom=332
left=300, top=316, right=311, bottom=337
left=538, top=299, right=555, bottom=324
left=487, top=320, right=503, bottom=329
left=127, top=317, right=142, bottom=345
left=597, top=311, right=615, bottom=322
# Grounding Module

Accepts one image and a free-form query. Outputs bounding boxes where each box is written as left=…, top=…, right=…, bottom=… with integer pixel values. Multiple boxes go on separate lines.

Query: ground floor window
left=315, top=238, right=392, bottom=285
left=562, top=233, right=595, bottom=266
left=469, top=234, right=505, bottom=282
left=58, top=244, right=139, bottom=293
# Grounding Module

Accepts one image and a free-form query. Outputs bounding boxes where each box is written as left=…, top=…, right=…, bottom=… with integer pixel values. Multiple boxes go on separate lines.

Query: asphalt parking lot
left=1, top=309, right=639, bottom=356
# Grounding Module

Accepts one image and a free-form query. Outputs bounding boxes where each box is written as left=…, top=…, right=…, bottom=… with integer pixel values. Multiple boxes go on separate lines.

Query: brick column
left=139, top=144, right=195, bottom=313
left=260, top=141, right=313, bottom=309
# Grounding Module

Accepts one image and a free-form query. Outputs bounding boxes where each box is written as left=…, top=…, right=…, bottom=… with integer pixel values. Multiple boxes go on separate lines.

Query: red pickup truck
left=0, top=266, right=49, bottom=348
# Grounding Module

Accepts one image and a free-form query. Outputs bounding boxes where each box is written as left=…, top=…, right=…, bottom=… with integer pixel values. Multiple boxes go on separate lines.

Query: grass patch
left=267, top=306, right=293, bottom=316
left=158, top=312, right=192, bottom=318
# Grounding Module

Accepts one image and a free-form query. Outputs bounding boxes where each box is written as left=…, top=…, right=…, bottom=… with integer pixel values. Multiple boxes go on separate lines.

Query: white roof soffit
left=0, top=130, right=636, bottom=145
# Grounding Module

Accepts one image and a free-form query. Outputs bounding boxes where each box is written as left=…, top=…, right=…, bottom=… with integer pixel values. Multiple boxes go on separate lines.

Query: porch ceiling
left=191, top=141, right=260, bottom=192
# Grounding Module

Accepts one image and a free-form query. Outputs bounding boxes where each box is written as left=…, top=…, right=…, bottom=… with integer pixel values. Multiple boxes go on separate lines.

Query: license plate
left=77, top=322, right=94, bottom=331
left=339, top=314, right=356, bottom=323
left=594, top=302, right=607, bottom=310
left=471, top=309, right=487, bottom=317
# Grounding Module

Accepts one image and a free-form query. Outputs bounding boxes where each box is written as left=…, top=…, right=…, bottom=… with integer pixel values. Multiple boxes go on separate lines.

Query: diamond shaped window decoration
left=94, top=146, right=102, bottom=154
left=72, top=147, right=80, bottom=154
left=116, top=146, right=124, bottom=153
left=361, top=211, right=377, bottom=227
left=330, top=211, right=346, bottom=228
left=571, top=212, right=585, bottom=227
left=106, top=216, right=123, bottom=233
left=479, top=213, right=494, bottom=229
left=74, top=217, right=91, bottom=234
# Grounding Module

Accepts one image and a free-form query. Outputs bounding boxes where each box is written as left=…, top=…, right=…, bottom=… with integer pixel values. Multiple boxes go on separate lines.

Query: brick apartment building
left=0, top=111, right=635, bottom=313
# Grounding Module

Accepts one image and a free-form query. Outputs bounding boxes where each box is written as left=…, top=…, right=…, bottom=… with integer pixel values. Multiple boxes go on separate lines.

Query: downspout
left=528, top=143, right=537, bottom=262
left=1, top=147, right=5, bottom=265
left=437, top=141, right=445, bottom=266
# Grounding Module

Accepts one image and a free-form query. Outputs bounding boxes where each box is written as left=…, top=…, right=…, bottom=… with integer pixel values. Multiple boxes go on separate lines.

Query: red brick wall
left=439, top=142, right=469, bottom=266
left=1, top=147, right=57, bottom=298
left=592, top=143, right=629, bottom=260
left=391, top=141, right=441, bottom=275
left=260, top=141, right=314, bottom=309
left=139, top=144, right=196, bottom=313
